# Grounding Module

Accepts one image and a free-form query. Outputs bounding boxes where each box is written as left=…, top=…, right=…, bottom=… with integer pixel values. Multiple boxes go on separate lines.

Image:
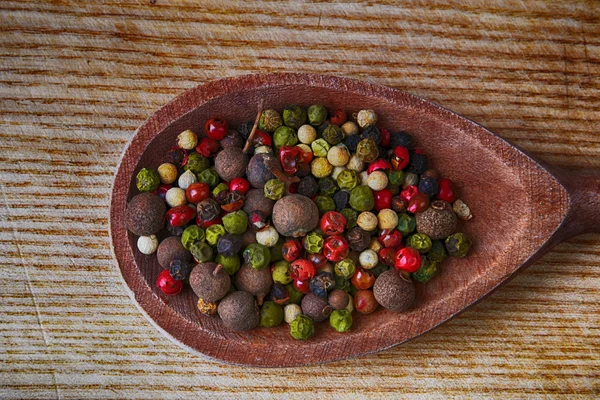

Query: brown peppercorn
left=373, top=270, right=415, bottom=312
left=346, top=227, right=371, bottom=252
left=214, top=147, right=249, bottom=182
left=234, top=263, right=273, bottom=305
left=157, top=236, right=192, bottom=269
left=272, top=194, right=319, bottom=238
left=125, top=193, right=166, bottom=236
left=328, top=289, right=350, bottom=310
left=415, top=200, right=457, bottom=240
left=301, top=293, right=332, bottom=322
left=246, top=153, right=280, bottom=189
left=242, top=189, right=275, bottom=216
left=220, top=129, right=244, bottom=148
left=217, top=291, right=260, bottom=332
left=189, top=262, right=231, bottom=303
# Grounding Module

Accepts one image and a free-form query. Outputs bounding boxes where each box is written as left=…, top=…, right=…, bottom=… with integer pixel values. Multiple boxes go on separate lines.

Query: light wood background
left=1, top=1, right=599, bottom=398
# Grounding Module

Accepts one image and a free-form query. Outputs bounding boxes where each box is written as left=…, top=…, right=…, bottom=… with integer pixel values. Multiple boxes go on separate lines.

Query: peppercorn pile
left=125, top=104, right=473, bottom=339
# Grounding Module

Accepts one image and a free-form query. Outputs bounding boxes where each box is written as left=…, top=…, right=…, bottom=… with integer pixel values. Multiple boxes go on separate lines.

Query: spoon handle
left=552, top=167, right=600, bottom=238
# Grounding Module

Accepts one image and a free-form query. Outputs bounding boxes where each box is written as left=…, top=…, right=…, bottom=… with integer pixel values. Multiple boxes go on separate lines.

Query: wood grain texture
left=1, top=0, right=599, bottom=397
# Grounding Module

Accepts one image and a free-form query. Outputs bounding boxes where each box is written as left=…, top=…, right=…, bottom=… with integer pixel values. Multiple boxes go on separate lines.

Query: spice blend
left=125, top=104, right=473, bottom=340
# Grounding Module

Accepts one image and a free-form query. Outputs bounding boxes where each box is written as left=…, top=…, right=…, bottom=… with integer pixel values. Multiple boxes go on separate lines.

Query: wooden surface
left=1, top=0, right=599, bottom=397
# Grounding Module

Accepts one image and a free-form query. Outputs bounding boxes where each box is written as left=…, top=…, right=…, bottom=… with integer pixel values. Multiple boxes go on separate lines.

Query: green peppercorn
left=189, top=241, right=214, bottom=263
left=273, top=126, right=298, bottom=149
left=181, top=225, right=205, bottom=250
left=290, top=314, right=315, bottom=340
left=428, top=240, right=448, bottom=263
left=397, top=213, right=416, bottom=235
left=318, top=177, right=339, bottom=197
left=243, top=243, right=271, bottom=270
left=334, top=275, right=351, bottom=292
left=183, top=152, right=210, bottom=175
left=272, top=260, right=292, bottom=284
left=307, top=105, right=327, bottom=126
left=334, top=258, right=356, bottom=279
left=314, top=195, right=336, bottom=216
left=349, top=185, right=375, bottom=212
left=206, top=224, right=226, bottom=246
left=329, top=309, right=352, bottom=332
left=283, top=105, right=307, bottom=129
left=311, top=138, right=330, bottom=157
left=370, top=262, right=390, bottom=278
left=259, top=109, right=283, bottom=132
left=341, top=208, right=358, bottom=229
left=322, top=124, right=344, bottom=145
left=215, top=254, right=241, bottom=275
left=136, top=168, right=160, bottom=192
left=337, top=169, right=359, bottom=191
left=264, top=179, right=285, bottom=200
left=356, top=138, right=379, bottom=163
left=412, top=256, right=438, bottom=283
left=270, top=237, right=285, bottom=262
left=286, top=283, right=303, bottom=304
left=222, top=210, right=248, bottom=235
left=304, top=232, right=324, bottom=254
left=197, top=168, right=220, bottom=188
left=212, top=182, right=229, bottom=197
left=260, top=301, right=284, bottom=328
left=388, top=170, right=405, bottom=186
left=407, top=233, right=432, bottom=253
left=445, top=233, right=472, bottom=258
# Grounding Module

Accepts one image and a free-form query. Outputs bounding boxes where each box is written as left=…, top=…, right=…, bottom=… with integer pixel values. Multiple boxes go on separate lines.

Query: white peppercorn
left=284, top=304, right=302, bottom=324
left=178, top=170, right=197, bottom=190
left=137, top=235, right=159, bottom=255
left=177, top=129, right=198, bottom=150
left=166, top=187, right=187, bottom=208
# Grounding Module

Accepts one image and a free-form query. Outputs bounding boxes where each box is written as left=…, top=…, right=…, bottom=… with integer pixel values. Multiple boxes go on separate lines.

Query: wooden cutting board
left=1, top=1, right=598, bottom=398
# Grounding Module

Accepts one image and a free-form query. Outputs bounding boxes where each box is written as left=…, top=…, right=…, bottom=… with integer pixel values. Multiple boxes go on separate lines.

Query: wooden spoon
left=109, top=73, right=600, bottom=367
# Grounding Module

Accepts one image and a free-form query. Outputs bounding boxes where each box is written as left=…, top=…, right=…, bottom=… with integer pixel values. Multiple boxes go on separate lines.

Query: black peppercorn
left=167, top=221, right=190, bottom=237
left=270, top=283, right=290, bottom=305
left=169, top=259, right=191, bottom=281
left=237, top=121, right=254, bottom=140
left=318, top=177, right=338, bottom=197
left=345, top=134, right=361, bottom=153
left=346, top=226, right=371, bottom=252
left=389, top=131, right=413, bottom=149
left=418, top=176, right=439, bottom=197
left=165, top=146, right=187, bottom=168
left=333, top=190, right=349, bottom=211
left=296, top=162, right=311, bottom=178
left=197, top=198, right=221, bottom=221
left=361, top=125, right=381, bottom=145
left=309, top=271, right=335, bottom=298
left=297, top=176, right=318, bottom=198
left=408, top=151, right=428, bottom=175
left=217, top=234, right=242, bottom=257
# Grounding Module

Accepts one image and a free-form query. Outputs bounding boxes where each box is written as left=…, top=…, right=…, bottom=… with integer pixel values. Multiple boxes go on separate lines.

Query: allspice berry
left=217, top=291, right=260, bottom=332
left=328, top=289, right=350, bottom=310
left=373, top=270, right=415, bottom=312
left=189, top=262, right=231, bottom=303
left=301, top=292, right=332, bottom=322
left=125, top=193, right=166, bottom=236
left=220, top=129, right=244, bottom=148
left=246, top=153, right=280, bottom=189
left=234, top=263, right=273, bottom=305
left=214, top=147, right=249, bottom=182
left=272, top=194, right=319, bottom=238
left=157, top=236, right=192, bottom=269
left=242, top=189, right=275, bottom=216
left=415, top=200, right=457, bottom=240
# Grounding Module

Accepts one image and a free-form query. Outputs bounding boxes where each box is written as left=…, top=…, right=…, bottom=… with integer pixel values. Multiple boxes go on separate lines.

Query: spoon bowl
left=109, top=73, right=600, bottom=367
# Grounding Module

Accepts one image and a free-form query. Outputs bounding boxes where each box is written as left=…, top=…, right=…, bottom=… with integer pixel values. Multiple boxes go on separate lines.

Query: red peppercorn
left=282, top=240, right=303, bottom=262
left=155, top=184, right=172, bottom=200
left=400, top=185, right=419, bottom=203
left=297, top=145, right=313, bottom=163
left=390, top=146, right=410, bottom=170
left=186, top=182, right=210, bottom=204
left=437, top=178, right=456, bottom=203
left=195, top=137, right=221, bottom=157
left=196, top=215, right=222, bottom=229
left=229, top=177, right=250, bottom=195
left=378, top=229, right=403, bottom=249
left=290, top=259, right=316, bottom=281
left=394, top=247, right=422, bottom=273
left=351, top=267, right=376, bottom=290
left=293, top=279, right=311, bottom=294
left=204, top=117, right=228, bottom=140
left=380, top=128, right=391, bottom=147
left=367, top=159, right=391, bottom=175
left=252, top=130, right=272, bottom=147
left=156, top=269, right=183, bottom=295
left=373, top=189, right=393, bottom=211
left=330, top=108, right=347, bottom=125
left=167, top=205, right=196, bottom=227
left=378, top=247, right=397, bottom=267
left=322, top=235, right=349, bottom=262
left=320, top=211, right=347, bottom=236
left=354, top=290, right=378, bottom=314
left=407, top=192, right=430, bottom=213
left=279, top=146, right=300, bottom=175
left=306, top=252, right=328, bottom=269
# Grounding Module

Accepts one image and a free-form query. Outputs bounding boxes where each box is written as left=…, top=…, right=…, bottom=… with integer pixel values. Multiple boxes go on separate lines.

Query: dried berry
left=328, top=289, right=350, bottom=310
left=290, top=314, right=314, bottom=340
left=373, top=270, right=415, bottom=312
left=260, top=301, right=284, bottom=327
left=418, top=176, right=439, bottom=198
left=259, top=109, right=283, bottom=132
left=264, top=179, right=285, bottom=201
left=408, top=150, right=428, bottom=175
left=356, top=138, right=379, bottom=163
left=389, top=131, right=413, bottom=149
left=217, top=234, right=242, bottom=257
left=125, top=193, right=166, bottom=236
left=243, top=189, right=275, bottom=216
left=309, top=271, right=335, bottom=298
left=219, top=129, right=244, bottom=148
left=322, top=124, right=344, bottom=145
left=189, top=262, right=230, bottom=302
left=243, top=243, right=271, bottom=270
left=136, top=168, right=160, bottom=192
left=445, top=232, right=472, bottom=258
left=246, top=153, right=280, bottom=189
left=412, top=256, right=438, bottom=283
left=361, top=125, right=381, bottom=145
left=272, top=194, right=319, bottom=238
left=415, top=200, right=457, bottom=240
left=307, top=104, right=327, bottom=126
left=301, top=292, right=332, bottom=322
left=349, top=185, right=374, bottom=212
left=218, top=291, right=260, bottom=332
left=157, top=236, right=192, bottom=269
left=234, top=263, right=273, bottom=304
left=297, top=176, right=318, bottom=198
left=214, top=147, right=249, bottom=182
left=283, top=105, right=307, bottom=129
